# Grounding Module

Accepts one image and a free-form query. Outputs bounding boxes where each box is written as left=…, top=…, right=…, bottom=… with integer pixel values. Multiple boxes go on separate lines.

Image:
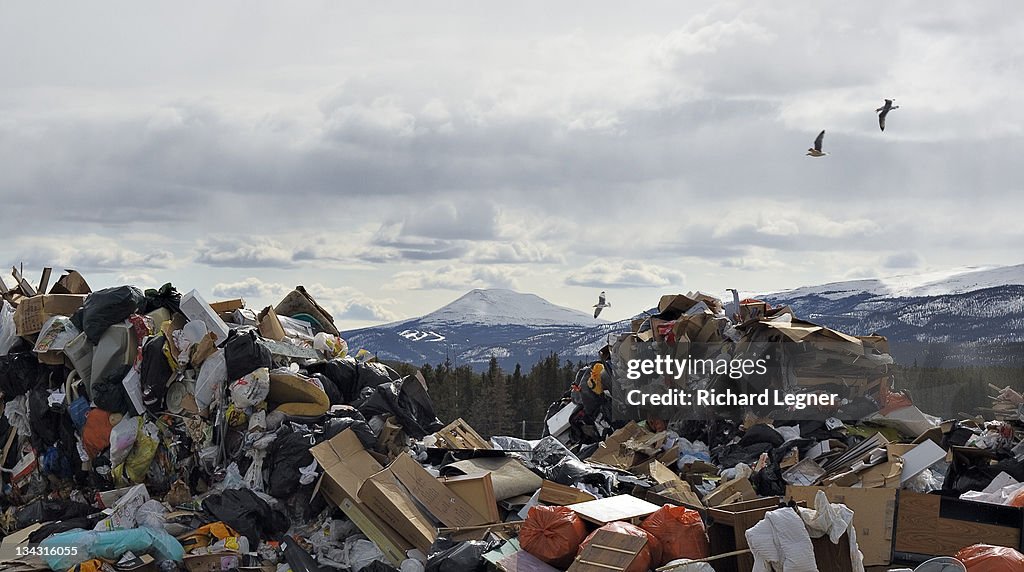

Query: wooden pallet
left=433, top=418, right=491, bottom=450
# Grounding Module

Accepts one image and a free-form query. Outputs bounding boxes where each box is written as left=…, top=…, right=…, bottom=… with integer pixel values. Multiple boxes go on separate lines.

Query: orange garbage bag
left=82, top=408, right=113, bottom=460
left=955, top=544, right=1024, bottom=572
left=641, top=504, right=709, bottom=565
left=579, top=521, right=662, bottom=572
left=1009, top=489, right=1024, bottom=508
left=519, top=506, right=588, bottom=569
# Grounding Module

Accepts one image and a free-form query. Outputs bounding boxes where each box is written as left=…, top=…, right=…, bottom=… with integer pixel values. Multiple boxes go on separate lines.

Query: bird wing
left=814, top=130, right=825, bottom=152
left=598, top=292, right=606, bottom=305
left=594, top=307, right=602, bottom=319
left=878, top=111, right=886, bottom=131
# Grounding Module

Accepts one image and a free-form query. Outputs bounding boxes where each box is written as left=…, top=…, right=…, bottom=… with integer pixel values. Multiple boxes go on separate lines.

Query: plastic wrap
left=39, top=527, right=184, bottom=571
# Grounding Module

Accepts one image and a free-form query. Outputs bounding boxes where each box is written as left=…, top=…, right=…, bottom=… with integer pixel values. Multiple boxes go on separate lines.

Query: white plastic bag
left=137, top=499, right=169, bottom=530
left=346, top=537, right=385, bottom=572
left=230, top=367, right=270, bottom=408
left=109, top=415, right=140, bottom=467
left=33, top=315, right=81, bottom=354
left=0, top=300, right=16, bottom=356
left=195, top=349, right=227, bottom=412
left=3, top=395, right=32, bottom=437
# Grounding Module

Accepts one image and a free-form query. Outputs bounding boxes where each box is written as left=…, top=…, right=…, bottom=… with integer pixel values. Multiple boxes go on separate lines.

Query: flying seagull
left=593, top=291, right=611, bottom=318
left=806, top=130, right=827, bottom=157
left=876, top=99, right=899, bottom=132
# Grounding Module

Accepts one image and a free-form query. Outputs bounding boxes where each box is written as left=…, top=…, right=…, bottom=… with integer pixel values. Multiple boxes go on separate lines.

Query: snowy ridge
left=765, top=264, right=1024, bottom=300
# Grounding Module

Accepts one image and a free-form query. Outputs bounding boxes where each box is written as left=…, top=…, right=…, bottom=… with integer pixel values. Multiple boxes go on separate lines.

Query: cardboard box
left=310, top=430, right=413, bottom=566
left=704, top=476, right=758, bottom=507
left=13, top=294, right=86, bottom=336
left=309, top=429, right=385, bottom=503
left=786, top=485, right=896, bottom=566
left=49, top=270, right=91, bottom=295
left=895, top=491, right=1024, bottom=559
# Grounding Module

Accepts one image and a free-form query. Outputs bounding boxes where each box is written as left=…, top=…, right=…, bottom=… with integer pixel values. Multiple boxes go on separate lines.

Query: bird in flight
left=806, top=130, right=828, bottom=157
left=593, top=291, right=611, bottom=318
left=876, top=99, right=899, bottom=132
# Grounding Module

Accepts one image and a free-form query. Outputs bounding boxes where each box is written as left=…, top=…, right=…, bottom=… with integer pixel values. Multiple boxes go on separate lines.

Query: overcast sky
left=2, top=2, right=1022, bottom=328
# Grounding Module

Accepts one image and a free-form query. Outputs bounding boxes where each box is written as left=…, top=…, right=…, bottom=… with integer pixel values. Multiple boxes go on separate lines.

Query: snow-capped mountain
left=342, top=289, right=620, bottom=370
left=343, top=265, right=1024, bottom=371
left=761, top=264, right=1024, bottom=365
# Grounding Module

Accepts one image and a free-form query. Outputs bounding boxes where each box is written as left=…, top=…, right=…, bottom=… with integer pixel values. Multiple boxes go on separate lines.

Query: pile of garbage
left=2, top=270, right=1023, bottom=572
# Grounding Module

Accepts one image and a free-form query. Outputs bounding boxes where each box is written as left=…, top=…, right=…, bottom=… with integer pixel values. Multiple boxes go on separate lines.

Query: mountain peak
left=422, top=288, right=601, bottom=327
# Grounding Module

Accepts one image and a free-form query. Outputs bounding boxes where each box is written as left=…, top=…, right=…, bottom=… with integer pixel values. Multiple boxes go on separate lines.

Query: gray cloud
left=565, top=260, right=685, bottom=288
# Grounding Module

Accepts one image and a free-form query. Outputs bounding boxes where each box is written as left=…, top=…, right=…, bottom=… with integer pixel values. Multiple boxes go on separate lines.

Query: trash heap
left=1, top=271, right=1023, bottom=572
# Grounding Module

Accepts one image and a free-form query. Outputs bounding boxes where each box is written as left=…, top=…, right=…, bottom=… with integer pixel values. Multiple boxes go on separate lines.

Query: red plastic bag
left=519, top=506, right=588, bottom=569
left=579, top=521, right=662, bottom=572
left=955, top=544, right=1024, bottom=572
left=641, top=504, right=709, bottom=565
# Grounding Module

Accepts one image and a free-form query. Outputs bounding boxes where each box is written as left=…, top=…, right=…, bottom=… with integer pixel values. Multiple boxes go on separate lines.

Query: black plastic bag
left=311, top=373, right=344, bottom=406
left=267, top=428, right=315, bottom=498
left=29, top=517, right=102, bottom=543
left=140, top=334, right=173, bottom=411
left=307, top=357, right=360, bottom=404
left=28, top=386, right=61, bottom=447
left=71, top=285, right=145, bottom=345
left=357, top=361, right=401, bottom=392
left=323, top=416, right=377, bottom=450
left=0, top=351, right=42, bottom=398
left=739, top=424, right=784, bottom=448
left=281, top=535, right=327, bottom=572
left=426, top=536, right=501, bottom=572
left=143, top=283, right=181, bottom=314
left=15, top=499, right=95, bottom=529
left=222, top=329, right=273, bottom=382
left=92, top=365, right=133, bottom=414
left=358, top=375, right=442, bottom=439
left=203, top=488, right=289, bottom=545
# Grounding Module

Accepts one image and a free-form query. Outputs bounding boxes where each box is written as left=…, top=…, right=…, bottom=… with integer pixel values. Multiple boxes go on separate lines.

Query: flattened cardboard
left=568, top=494, right=660, bottom=525
left=358, top=468, right=438, bottom=553
left=786, top=485, right=896, bottom=566
left=338, top=497, right=413, bottom=566
left=538, top=480, right=597, bottom=506
left=704, top=476, right=757, bottom=507
left=13, top=294, right=86, bottom=336
left=442, top=473, right=500, bottom=523
left=209, top=299, right=245, bottom=313
left=390, top=453, right=487, bottom=528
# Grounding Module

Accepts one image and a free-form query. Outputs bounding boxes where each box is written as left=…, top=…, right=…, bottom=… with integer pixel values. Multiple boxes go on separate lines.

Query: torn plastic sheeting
left=39, top=527, right=184, bottom=571
left=69, top=285, right=145, bottom=345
